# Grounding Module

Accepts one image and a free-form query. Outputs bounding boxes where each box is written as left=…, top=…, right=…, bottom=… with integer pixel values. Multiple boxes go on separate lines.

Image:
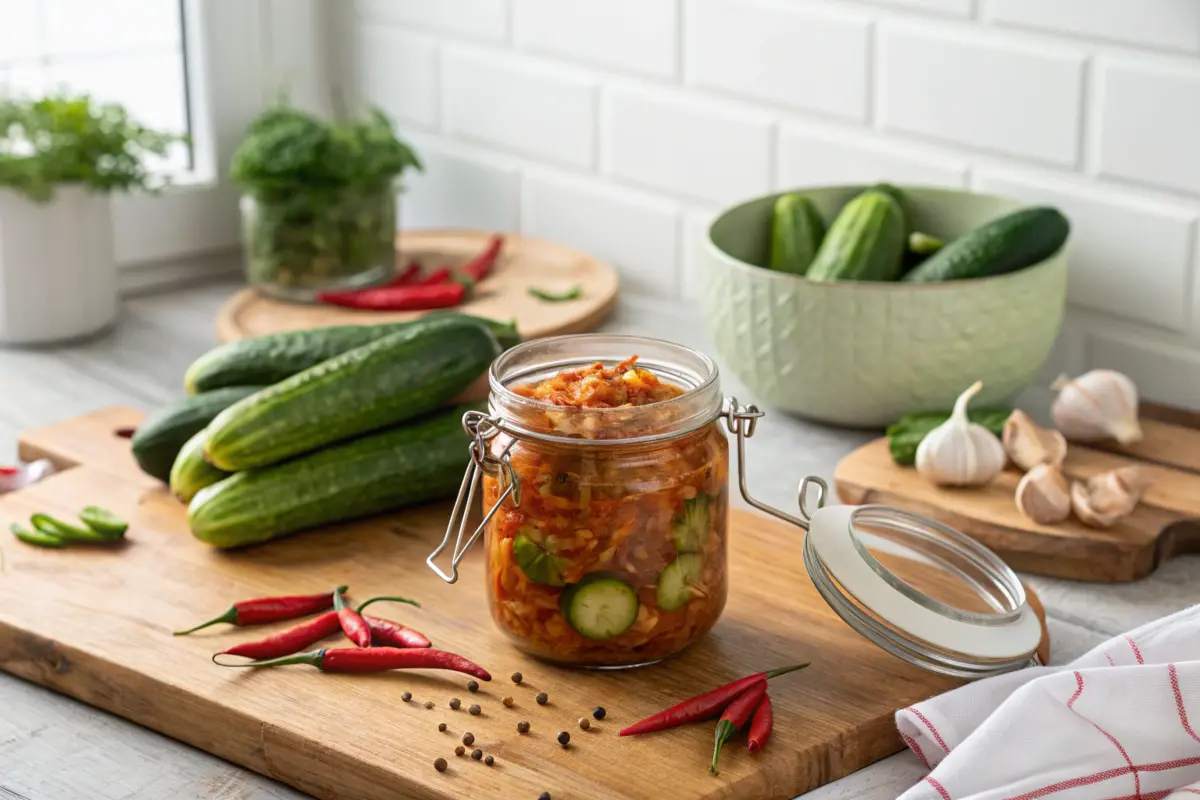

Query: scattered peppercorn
left=484, top=755, right=495, bottom=767
left=455, top=745, right=465, bottom=757
left=424, top=701, right=434, bottom=710
left=471, top=748, right=483, bottom=761
left=539, top=794, right=551, bottom=800
left=592, top=707, right=606, bottom=720
left=469, top=704, right=482, bottom=716
left=434, top=758, right=447, bottom=773
left=462, top=732, right=475, bottom=746
left=557, top=731, right=570, bottom=747
left=449, top=698, right=461, bottom=710
left=401, top=692, right=412, bottom=702
left=467, top=680, right=479, bottom=693
left=511, top=671, right=523, bottom=684
left=536, top=692, right=549, bottom=706
left=517, top=721, right=530, bottom=734
left=438, top=723, right=448, bottom=733
left=578, top=717, right=590, bottom=731
left=503, top=696, right=515, bottom=707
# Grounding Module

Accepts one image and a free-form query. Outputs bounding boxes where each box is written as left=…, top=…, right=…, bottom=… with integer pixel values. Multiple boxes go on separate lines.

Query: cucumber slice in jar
left=513, top=531, right=568, bottom=586
left=672, top=493, right=710, bottom=554
left=559, top=574, right=639, bottom=640
left=656, top=554, right=704, bottom=612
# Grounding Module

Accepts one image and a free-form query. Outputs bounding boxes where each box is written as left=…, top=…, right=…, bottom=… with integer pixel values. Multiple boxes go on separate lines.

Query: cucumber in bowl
left=559, top=574, right=640, bottom=640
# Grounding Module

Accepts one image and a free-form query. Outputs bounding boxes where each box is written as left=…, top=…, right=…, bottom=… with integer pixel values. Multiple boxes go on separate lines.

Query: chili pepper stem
left=355, top=596, right=421, bottom=614
left=710, top=720, right=735, bottom=776
left=174, top=607, right=238, bottom=636
left=212, top=649, right=326, bottom=669
left=765, top=663, right=809, bottom=680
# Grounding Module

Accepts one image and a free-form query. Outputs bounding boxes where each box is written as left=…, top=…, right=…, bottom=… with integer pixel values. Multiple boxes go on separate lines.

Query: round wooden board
left=215, top=229, right=620, bottom=343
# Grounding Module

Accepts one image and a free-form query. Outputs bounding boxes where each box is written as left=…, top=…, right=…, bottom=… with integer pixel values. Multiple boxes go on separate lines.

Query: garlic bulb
left=1070, top=466, right=1150, bottom=528
left=916, top=381, right=1007, bottom=487
left=1015, top=463, right=1071, bottom=524
left=1051, top=370, right=1142, bottom=445
left=1002, top=410, right=1068, bottom=471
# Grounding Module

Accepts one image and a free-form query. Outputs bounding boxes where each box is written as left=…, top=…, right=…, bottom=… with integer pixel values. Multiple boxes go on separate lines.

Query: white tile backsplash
left=343, top=0, right=1200, bottom=409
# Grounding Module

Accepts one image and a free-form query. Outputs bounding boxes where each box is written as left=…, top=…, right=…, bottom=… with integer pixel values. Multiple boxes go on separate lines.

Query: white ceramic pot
left=0, top=187, right=118, bottom=344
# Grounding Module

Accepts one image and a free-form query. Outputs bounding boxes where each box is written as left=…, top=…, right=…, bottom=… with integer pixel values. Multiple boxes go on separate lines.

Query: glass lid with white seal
left=725, top=399, right=1042, bottom=679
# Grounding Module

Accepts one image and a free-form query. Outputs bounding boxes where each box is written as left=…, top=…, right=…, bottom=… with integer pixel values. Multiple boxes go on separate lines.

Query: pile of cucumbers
left=767, top=183, right=1070, bottom=283
left=131, top=313, right=518, bottom=548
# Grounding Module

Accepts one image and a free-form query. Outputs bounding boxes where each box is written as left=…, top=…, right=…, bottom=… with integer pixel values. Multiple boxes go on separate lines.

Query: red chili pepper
left=619, top=663, right=807, bottom=737
left=460, top=235, right=503, bottom=283
left=394, top=261, right=422, bottom=285
left=317, top=282, right=466, bottom=311
left=218, top=611, right=341, bottom=660
left=747, top=693, right=772, bottom=753
left=710, top=682, right=767, bottom=775
left=355, top=597, right=431, bottom=648
left=332, top=589, right=372, bottom=648
left=213, top=647, right=491, bottom=680
left=0, top=467, right=17, bottom=476
left=173, top=585, right=348, bottom=635
left=417, top=266, right=452, bottom=286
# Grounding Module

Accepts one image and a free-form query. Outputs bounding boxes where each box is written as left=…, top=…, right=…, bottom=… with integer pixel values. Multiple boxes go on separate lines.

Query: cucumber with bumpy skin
left=560, top=574, right=640, bottom=640
left=131, top=386, right=263, bottom=482
left=902, top=206, right=1069, bottom=283
left=170, top=428, right=229, bottom=503
left=768, top=193, right=825, bottom=275
left=806, top=190, right=907, bottom=282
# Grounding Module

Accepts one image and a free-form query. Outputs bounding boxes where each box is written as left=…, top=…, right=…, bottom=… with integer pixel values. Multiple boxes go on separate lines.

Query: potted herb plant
left=0, top=93, right=179, bottom=344
left=230, top=101, right=422, bottom=301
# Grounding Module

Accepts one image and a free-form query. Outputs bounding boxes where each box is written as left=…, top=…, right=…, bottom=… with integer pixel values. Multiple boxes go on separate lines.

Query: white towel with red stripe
left=897, top=604, right=1200, bottom=800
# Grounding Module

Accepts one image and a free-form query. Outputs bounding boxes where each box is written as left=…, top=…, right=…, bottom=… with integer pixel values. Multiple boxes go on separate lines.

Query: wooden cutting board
left=1, top=408, right=1049, bottom=800
left=835, top=406, right=1200, bottom=583
left=215, top=230, right=620, bottom=343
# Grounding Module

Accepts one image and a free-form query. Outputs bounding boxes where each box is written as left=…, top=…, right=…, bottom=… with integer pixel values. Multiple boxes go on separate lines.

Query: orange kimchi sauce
left=483, top=357, right=729, bottom=666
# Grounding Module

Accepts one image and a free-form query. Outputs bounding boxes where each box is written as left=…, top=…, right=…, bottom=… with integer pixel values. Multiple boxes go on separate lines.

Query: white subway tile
left=879, top=24, right=1083, bottom=165
left=352, top=26, right=439, bottom=129
left=444, top=50, right=596, bottom=169
left=870, top=0, right=972, bottom=16
left=522, top=172, right=680, bottom=298
left=401, top=145, right=520, bottom=232
left=0, top=0, right=40, bottom=64
left=43, top=0, right=180, bottom=57
left=1098, top=60, right=1200, bottom=197
left=680, top=207, right=721, bottom=302
left=603, top=86, right=773, bottom=205
left=985, top=0, right=1200, bottom=54
left=778, top=125, right=967, bottom=189
left=514, top=0, right=676, bottom=79
left=686, top=0, right=870, bottom=122
left=976, top=170, right=1195, bottom=331
left=1087, top=334, right=1200, bottom=410
left=357, top=0, right=508, bottom=42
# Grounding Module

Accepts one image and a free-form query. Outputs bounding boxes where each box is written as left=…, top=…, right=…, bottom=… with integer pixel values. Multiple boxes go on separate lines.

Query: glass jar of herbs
left=231, top=103, right=422, bottom=302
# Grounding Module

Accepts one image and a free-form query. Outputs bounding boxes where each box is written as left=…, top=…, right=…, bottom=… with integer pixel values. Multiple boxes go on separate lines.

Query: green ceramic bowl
left=701, top=185, right=1068, bottom=428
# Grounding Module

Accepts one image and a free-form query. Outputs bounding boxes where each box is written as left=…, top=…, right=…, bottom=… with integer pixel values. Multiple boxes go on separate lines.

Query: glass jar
left=239, top=182, right=396, bottom=302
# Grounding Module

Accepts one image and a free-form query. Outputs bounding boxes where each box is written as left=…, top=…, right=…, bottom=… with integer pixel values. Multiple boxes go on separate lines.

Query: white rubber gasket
left=807, top=504, right=1042, bottom=661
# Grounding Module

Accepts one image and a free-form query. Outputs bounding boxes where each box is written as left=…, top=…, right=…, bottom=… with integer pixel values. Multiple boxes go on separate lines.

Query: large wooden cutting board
left=835, top=407, right=1200, bottom=583
left=1, top=408, right=1048, bottom=800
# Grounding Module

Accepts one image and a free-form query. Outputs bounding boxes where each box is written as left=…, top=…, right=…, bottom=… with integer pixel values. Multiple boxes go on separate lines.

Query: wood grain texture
left=0, top=408, right=1050, bottom=800
left=215, top=230, right=620, bottom=343
left=834, top=416, right=1200, bottom=582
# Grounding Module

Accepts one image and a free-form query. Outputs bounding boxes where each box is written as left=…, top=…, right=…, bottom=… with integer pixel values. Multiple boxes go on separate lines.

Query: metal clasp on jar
left=427, top=410, right=522, bottom=584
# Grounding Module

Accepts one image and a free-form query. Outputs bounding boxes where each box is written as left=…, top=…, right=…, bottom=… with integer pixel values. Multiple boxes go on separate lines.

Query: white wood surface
left=0, top=277, right=1190, bottom=799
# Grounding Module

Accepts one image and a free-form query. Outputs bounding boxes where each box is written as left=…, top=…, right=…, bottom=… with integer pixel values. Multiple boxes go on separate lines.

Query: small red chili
left=217, top=611, right=341, bottom=660
left=747, top=693, right=773, bottom=753
left=417, top=266, right=452, bottom=286
left=317, top=282, right=466, bottom=311
left=460, top=235, right=503, bottom=283
left=173, top=585, right=348, bottom=636
left=332, top=589, right=371, bottom=648
left=393, top=261, right=422, bottom=285
left=213, top=647, right=492, bottom=680
left=710, top=682, right=767, bottom=775
left=350, top=596, right=429, bottom=647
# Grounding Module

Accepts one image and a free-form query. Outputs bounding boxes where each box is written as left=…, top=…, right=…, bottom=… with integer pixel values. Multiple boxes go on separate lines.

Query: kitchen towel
left=897, top=604, right=1200, bottom=799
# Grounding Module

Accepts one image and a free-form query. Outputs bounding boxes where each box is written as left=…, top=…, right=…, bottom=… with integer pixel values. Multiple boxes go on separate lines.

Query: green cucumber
left=902, top=206, right=1069, bottom=283
left=205, top=316, right=501, bottom=471
left=560, top=575, right=639, bottom=640
left=188, top=405, right=474, bottom=548
left=673, top=494, right=710, bottom=554
left=184, top=313, right=520, bottom=394
left=169, top=428, right=229, bottom=503
left=513, top=530, right=568, bottom=586
left=131, top=386, right=263, bottom=482
left=656, top=555, right=704, bottom=612
left=806, top=189, right=907, bottom=282
left=768, top=193, right=825, bottom=275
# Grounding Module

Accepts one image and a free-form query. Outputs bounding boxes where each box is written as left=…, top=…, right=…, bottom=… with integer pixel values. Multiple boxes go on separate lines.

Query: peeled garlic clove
left=1002, top=410, right=1068, bottom=471
left=1015, top=463, right=1072, bottom=524
left=1070, top=466, right=1148, bottom=528
left=1051, top=370, right=1142, bottom=445
left=916, top=381, right=1007, bottom=487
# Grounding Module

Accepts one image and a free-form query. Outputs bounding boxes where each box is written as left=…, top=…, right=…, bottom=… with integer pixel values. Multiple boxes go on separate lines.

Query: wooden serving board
left=835, top=407, right=1200, bottom=583
left=215, top=230, right=620, bottom=343
left=1, top=408, right=1049, bottom=800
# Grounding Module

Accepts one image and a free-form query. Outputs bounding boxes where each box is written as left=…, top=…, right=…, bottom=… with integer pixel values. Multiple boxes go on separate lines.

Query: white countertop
left=0, top=278, right=1194, bottom=799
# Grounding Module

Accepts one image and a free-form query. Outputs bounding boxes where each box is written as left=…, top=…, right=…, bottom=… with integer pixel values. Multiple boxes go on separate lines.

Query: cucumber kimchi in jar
left=479, top=336, right=729, bottom=667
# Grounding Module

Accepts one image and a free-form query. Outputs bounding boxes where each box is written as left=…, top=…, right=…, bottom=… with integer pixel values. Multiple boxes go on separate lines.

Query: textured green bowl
left=701, top=186, right=1068, bottom=428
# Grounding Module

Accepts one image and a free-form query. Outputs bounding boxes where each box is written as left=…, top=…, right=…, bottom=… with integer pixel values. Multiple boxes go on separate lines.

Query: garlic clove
left=1051, top=370, right=1143, bottom=445
left=916, top=381, right=1007, bottom=487
left=1002, top=410, right=1068, bottom=472
left=1070, top=465, right=1148, bottom=529
left=1015, top=463, right=1072, bottom=525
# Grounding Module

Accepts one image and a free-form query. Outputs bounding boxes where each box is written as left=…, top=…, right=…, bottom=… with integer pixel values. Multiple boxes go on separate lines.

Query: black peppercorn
left=538, top=794, right=551, bottom=800
left=484, top=755, right=495, bottom=766
left=511, top=671, right=523, bottom=684
left=434, top=758, right=447, bottom=773
left=517, top=721, right=530, bottom=734
left=469, top=704, right=481, bottom=716
left=536, top=692, right=548, bottom=706
left=467, top=680, right=479, bottom=693
left=455, top=745, right=465, bottom=757
left=438, top=723, right=447, bottom=733
left=592, top=706, right=606, bottom=720
left=471, top=748, right=483, bottom=761
left=401, top=691, right=411, bottom=702
left=449, top=697, right=461, bottom=710
left=557, top=731, right=570, bottom=747
left=424, top=701, right=434, bottom=710
left=461, top=732, right=475, bottom=746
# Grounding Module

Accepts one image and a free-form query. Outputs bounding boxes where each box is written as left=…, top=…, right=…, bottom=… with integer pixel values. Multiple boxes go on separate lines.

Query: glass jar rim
left=486, top=333, right=724, bottom=446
